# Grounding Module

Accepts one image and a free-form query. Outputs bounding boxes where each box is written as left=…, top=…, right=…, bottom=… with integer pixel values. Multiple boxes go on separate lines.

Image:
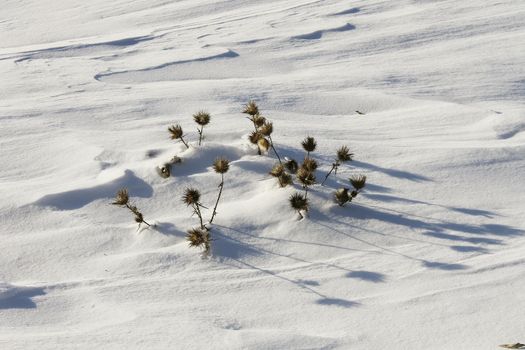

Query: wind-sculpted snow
left=1, top=0, right=525, bottom=349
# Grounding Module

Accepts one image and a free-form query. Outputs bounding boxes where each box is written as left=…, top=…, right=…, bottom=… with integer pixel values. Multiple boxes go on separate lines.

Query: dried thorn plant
left=260, top=121, right=282, bottom=164
left=301, top=136, right=317, bottom=157
left=269, top=163, right=292, bottom=187
left=284, top=158, right=298, bottom=174
left=168, top=124, right=189, bottom=149
left=193, top=111, right=211, bottom=146
left=322, top=145, right=354, bottom=185
left=297, top=166, right=316, bottom=198
left=243, top=101, right=262, bottom=155
left=209, top=157, right=230, bottom=225
left=186, top=227, right=211, bottom=257
left=290, top=192, right=309, bottom=219
left=183, top=188, right=206, bottom=230
left=335, top=175, right=367, bottom=206
left=112, top=188, right=151, bottom=228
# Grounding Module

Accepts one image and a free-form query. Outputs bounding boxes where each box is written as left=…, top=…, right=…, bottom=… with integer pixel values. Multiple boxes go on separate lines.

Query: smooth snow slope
left=1, top=1, right=525, bottom=349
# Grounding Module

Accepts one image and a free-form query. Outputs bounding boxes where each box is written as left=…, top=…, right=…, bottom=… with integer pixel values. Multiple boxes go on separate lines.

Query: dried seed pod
left=183, top=188, right=201, bottom=206
left=193, top=111, right=211, bottom=126
left=157, top=163, right=171, bottom=178
left=187, top=227, right=210, bottom=248
left=112, top=188, right=129, bottom=205
left=168, top=124, right=184, bottom=140
left=334, top=188, right=351, bottom=206
left=269, top=163, right=285, bottom=177
left=297, top=167, right=316, bottom=187
left=213, top=157, right=230, bottom=174
left=290, top=192, right=309, bottom=211
left=249, top=131, right=262, bottom=144
left=337, top=145, right=353, bottom=162
left=243, top=100, right=259, bottom=116
left=284, top=158, right=298, bottom=174
left=252, top=114, right=266, bottom=128
left=258, top=137, right=270, bottom=152
left=301, top=136, right=317, bottom=153
left=350, top=175, right=367, bottom=190
left=259, top=121, right=273, bottom=136
left=302, top=157, right=318, bottom=172
left=278, top=172, right=293, bottom=187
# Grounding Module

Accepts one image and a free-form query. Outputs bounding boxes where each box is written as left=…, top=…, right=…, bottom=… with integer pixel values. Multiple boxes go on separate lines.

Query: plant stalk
left=209, top=174, right=224, bottom=225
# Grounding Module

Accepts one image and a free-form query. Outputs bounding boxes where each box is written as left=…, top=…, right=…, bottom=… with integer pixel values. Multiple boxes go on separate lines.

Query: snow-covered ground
left=1, top=1, right=524, bottom=348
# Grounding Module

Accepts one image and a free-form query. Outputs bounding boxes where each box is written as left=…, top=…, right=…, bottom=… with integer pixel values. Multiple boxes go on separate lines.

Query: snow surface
left=1, top=0, right=525, bottom=349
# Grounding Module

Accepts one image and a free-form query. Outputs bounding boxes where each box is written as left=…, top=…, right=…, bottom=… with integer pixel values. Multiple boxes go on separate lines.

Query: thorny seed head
left=335, top=188, right=351, bottom=206
left=297, top=167, right=316, bottom=187
left=168, top=124, right=184, bottom=140
left=284, top=159, right=298, bottom=174
left=259, top=121, right=273, bottom=136
left=301, top=136, right=317, bottom=153
left=302, top=157, right=318, bottom=172
left=243, top=100, right=259, bottom=116
left=252, top=114, right=266, bottom=128
left=213, top=157, right=230, bottom=174
left=112, top=188, right=129, bottom=205
left=289, top=192, right=309, bottom=211
left=183, top=188, right=201, bottom=206
left=134, top=212, right=144, bottom=223
left=258, top=137, right=270, bottom=152
left=350, top=175, right=367, bottom=190
left=186, top=227, right=210, bottom=248
left=193, top=111, right=211, bottom=126
left=269, top=163, right=285, bottom=177
left=337, top=145, right=353, bottom=162
left=279, top=173, right=293, bottom=187
left=249, top=131, right=262, bottom=144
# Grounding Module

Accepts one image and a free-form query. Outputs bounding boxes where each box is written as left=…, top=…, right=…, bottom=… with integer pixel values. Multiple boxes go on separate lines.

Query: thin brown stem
left=248, top=117, right=262, bottom=155
left=209, top=174, right=224, bottom=225
left=197, top=126, right=204, bottom=146
left=268, top=135, right=282, bottom=164
left=194, top=203, right=205, bottom=229
left=180, top=136, right=189, bottom=149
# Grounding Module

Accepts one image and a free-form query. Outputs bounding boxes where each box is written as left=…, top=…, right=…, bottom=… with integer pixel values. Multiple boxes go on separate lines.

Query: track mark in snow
left=33, top=170, right=152, bottom=210
left=4, top=35, right=155, bottom=62
left=292, top=23, right=355, bottom=40
left=94, top=49, right=240, bottom=82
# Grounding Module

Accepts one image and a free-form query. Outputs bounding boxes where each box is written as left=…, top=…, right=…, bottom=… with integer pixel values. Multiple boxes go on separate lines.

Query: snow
left=1, top=0, right=524, bottom=348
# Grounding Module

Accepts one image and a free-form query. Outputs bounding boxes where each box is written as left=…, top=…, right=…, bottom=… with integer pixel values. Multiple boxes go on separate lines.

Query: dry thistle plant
left=186, top=227, right=211, bottom=257
left=168, top=124, right=189, bottom=149
left=290, top=192, right=309, bottom=219
left=269, top=163, right=292, bottom=187
left=301, top=136, right=317, bottom=157
left=183, top=188, right=206, bottom=230
left=322, top=145, right=354, bottom=185
left=335, top=175, right=367, bottom=206
left=209, top=157, right=230, bottom=224
left=297, top=166, right=316, bottom=198
left=193, top=111, right=211, bottom=146
left=284, top=158, right=298, bottom=174
left=259, top=121, right=282, bottom=164
left=243, top=101, right=263, bottom=155
left=258, top=137, right=270, bottom=153
left=112, top=188, right=151, bottom=228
